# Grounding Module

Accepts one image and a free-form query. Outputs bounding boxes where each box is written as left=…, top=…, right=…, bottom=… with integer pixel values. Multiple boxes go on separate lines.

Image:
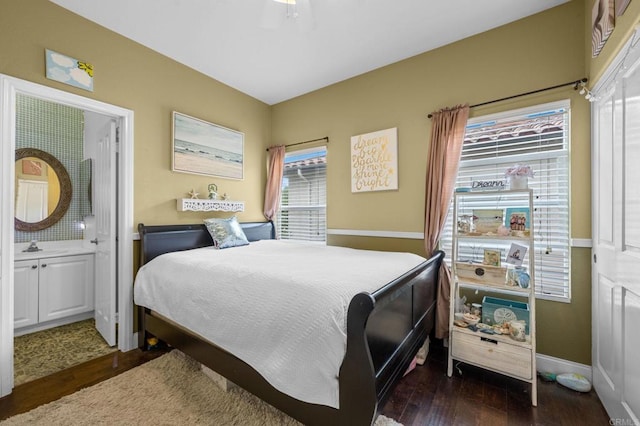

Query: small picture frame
left=473, top=209, right=504, bottom=234
left=506, top=243, right=528, bottom=266
left=22, top=159, right=44, bottom=176
left=505, top=207, right=530, bottom=232
left=483, top=249, right=501, bottom=267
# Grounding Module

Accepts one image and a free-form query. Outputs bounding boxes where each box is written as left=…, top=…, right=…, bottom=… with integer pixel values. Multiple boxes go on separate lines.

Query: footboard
left=339, top=250, right=444, bottom=424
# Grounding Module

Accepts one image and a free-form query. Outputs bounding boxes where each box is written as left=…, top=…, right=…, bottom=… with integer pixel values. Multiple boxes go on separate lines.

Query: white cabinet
left=14, top=260, right=39, bottom=328
left=14, top=254, right=95, bottom=331
left=447, top=189, right=537, bottom=406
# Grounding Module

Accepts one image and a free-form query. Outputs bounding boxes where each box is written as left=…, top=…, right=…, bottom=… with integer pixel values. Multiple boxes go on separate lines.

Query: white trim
left=536, top=353, right=592, bottom=382
left=0, top=74, right=17, bottom=396
left=570, top=238, right=592, bottom=248
left=117, top=110, right=136, bottom=353
left=133, top=232, right=140, bottom=241
left=326, top=228, right=424, bottom=240
left=0, top=74, right=135, bottom=398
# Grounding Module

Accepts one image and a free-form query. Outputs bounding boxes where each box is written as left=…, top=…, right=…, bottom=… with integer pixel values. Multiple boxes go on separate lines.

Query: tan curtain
left=263, top=145, right=286, bottom=222
left=424, top=105, right=470, bottom=339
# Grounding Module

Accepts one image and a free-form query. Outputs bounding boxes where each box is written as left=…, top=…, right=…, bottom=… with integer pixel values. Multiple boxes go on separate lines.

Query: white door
left=15, top=179, right=48, bottom=222
left=93, top=121, right=117, bottom=346
left=592, top=32, right=640, bottom=425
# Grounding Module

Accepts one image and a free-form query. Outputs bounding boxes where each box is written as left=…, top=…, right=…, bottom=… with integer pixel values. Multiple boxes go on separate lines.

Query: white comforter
left=133, top=240, right=425, bottom=408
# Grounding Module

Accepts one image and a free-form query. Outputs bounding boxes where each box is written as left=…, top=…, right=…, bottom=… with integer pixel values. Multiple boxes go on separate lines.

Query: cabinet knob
left=31, top=265, right=37, bottom=269
left=41, top=264, right=47, bottom=268
left=90, top=238, right=99, bottom=245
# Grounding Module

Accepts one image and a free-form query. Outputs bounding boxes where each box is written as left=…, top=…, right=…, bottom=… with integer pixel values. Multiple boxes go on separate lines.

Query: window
left=277, top=147, right=327, bottom=242
left=441, top=100, right=571, bottom=302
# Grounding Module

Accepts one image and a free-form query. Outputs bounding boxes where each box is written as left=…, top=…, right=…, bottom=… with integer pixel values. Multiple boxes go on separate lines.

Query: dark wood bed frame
left=136, top=221, right=444, bottom=426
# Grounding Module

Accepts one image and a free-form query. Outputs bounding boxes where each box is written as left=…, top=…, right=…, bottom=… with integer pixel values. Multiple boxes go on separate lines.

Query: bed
left=135, top=221, right=444, bottom=426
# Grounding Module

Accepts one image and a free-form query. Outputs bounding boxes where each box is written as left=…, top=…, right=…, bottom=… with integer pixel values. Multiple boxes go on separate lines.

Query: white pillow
left=203, top=216, right=249, bottom=249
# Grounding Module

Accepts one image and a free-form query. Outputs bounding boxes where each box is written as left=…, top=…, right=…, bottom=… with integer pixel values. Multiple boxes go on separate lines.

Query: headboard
left=138, top=221, right=275, bottom=265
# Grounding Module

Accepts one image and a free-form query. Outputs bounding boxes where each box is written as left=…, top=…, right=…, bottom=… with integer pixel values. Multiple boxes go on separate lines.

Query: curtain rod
left=427, top=78, right=588, bottom=118
left=266, top=136, right=329, bottom=151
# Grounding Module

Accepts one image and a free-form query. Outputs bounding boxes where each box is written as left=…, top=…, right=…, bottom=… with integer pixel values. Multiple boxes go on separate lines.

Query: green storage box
left=482, top=296, right=529, bottom=334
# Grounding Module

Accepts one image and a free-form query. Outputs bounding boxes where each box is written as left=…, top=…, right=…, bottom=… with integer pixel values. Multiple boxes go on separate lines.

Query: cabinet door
left=14, top=260, right=39, bottom=328
left=39, top=254, right=95, bottom=323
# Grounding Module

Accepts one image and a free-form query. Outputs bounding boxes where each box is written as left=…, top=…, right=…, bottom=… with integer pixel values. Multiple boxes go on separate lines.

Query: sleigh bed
left=135, top=221, right=444, bottom=426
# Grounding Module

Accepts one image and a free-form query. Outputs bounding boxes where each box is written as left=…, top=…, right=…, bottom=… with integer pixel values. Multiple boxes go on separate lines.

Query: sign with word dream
left=350, top=127, right=398, bottom=193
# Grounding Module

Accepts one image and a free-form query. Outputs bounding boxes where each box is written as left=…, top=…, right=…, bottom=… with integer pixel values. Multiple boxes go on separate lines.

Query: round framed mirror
left=15, top=148, right=72, bottom=232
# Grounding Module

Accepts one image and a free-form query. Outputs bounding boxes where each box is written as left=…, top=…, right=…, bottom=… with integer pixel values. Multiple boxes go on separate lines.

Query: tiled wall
left=15, top=94, right=84, bottom=243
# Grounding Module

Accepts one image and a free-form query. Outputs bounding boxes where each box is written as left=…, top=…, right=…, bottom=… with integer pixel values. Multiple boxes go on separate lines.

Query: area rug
left=2, top=350, right=402, bottom=425
left=13, top=319, right=117, bottom=386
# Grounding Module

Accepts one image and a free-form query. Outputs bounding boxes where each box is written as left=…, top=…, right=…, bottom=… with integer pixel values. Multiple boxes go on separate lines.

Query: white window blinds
left=277, top=147, right=327, bottom=242
left=441, top=100, right=571, bottom=301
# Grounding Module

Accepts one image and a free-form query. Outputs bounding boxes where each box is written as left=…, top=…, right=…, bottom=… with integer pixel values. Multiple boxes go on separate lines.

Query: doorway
left=0, top=74, right=136, bottom=398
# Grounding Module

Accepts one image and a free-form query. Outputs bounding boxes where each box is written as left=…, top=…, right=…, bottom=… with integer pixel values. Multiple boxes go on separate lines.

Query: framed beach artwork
left=172, top=112, right=244, bottom=180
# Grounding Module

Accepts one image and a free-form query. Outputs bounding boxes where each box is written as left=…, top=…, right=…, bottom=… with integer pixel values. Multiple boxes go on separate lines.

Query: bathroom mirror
left=79, top=158, right=93, bottom=217
left=15, top=148, right=72, bottom=232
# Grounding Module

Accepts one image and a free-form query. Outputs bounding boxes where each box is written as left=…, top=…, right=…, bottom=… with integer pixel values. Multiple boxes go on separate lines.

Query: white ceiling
left=50, top=0, right=567, bottom=105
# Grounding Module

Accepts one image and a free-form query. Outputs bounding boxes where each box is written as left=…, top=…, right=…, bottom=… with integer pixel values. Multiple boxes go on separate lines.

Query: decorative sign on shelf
left=350, top=127, right=398, bottom=193
left=177, top=198, right=244, bottom=213
left=471, top=180, right=506, bottom=191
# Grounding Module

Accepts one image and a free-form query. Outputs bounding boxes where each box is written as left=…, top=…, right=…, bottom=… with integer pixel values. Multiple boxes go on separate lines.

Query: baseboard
left=536, top=353, right=592, bottom=381
left=14, top=311, right=94, bottom=337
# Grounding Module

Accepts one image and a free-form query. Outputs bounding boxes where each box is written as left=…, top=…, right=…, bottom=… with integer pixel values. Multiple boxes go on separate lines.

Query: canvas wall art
left=350, top=127, right=398, bottom=193
left=172, top=112, right=244, bottom=180
left=45, top=49, right=94, bottom=91
left=592, top=0, right=615, bottom=57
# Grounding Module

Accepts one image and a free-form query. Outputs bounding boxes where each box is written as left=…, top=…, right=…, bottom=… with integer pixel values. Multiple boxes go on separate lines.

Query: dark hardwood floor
left=0, top=340, right=610, bottom=425
left=381, top=339, right=611, bottom=425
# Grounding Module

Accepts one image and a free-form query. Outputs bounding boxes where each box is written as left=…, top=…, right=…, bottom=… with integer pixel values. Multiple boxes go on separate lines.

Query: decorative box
left=482, top=296, right=529, bottom=333
left=455, top=262, right=507, bottom=287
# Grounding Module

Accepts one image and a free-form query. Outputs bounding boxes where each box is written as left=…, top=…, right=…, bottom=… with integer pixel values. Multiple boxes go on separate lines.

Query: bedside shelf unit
left=177, top=198, right=245, bottom=213
left=448, top=188, right=537, bottom=406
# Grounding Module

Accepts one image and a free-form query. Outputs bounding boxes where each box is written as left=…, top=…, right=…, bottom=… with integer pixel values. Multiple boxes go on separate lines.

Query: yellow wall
left=1, top=0, right=604, bottom=364
left=0, top=0, right=271, bottom=226
left=271, top=1, right=593, bottom=364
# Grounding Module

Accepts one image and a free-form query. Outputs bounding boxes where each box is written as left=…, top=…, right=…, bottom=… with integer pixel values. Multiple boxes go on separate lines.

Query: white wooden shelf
left=455, top=233, right=532, bottom=242
left=457, top=280, right=532, bottom=296
left=448, top=188, right=537, bottom=406
left=177, top=198, right=245, bottom=213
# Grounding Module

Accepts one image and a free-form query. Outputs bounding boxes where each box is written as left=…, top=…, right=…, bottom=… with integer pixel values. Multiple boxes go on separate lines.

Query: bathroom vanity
left=14, top=246, right=95, bottom=336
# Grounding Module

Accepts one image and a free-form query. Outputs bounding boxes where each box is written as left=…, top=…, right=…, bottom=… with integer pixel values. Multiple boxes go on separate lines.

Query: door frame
left=0, top=74, right=136, bottom=397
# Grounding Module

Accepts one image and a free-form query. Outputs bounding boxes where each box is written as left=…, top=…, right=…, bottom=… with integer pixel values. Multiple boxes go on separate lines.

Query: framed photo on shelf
left=506, top=243, right=528, bottom=266
left=473, top=209, right=504, bottom=234
left=505, top=207, right=530, bottom=232
left=483, top=249, right=501, bottom=266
